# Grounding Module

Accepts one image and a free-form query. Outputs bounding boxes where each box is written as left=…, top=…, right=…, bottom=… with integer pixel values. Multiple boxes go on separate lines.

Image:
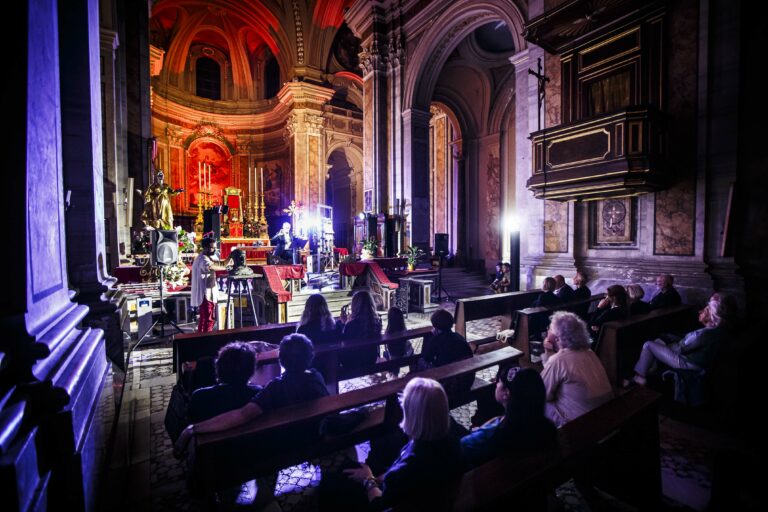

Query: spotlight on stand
left=504, top=213, right=521, bottom=292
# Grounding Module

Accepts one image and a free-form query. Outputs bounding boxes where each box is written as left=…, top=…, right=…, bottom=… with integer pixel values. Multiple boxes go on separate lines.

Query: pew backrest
left=595, top=304, right=699, bottom=387
left=454, top=291, right=541, bottom=342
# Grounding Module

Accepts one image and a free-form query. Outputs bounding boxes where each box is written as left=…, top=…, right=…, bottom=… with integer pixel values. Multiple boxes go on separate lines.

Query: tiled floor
left=100, top=297, right=720, bottom=511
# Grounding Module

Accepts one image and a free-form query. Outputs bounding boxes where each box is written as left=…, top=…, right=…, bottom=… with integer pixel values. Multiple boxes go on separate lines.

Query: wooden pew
left=595, top=304, right=699, bottom=387
left=449, top=385, right=663, bottom=511
left=454, top=291, right=541, bottom=344
left=510, top=294, right=606, bottom=365
left=172, top=322, right=299, bottom=377
left=190, top=346, right=524, bottom=494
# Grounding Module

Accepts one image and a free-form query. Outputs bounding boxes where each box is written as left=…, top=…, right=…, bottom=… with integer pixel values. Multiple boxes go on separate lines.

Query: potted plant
left=361, top=237, right=378, bottom=260
left=401, top=246, right=425, bottom=271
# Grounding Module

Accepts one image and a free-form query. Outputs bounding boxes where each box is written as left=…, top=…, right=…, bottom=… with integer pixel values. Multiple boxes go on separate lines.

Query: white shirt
left=191, top=253, right=218, bottom=307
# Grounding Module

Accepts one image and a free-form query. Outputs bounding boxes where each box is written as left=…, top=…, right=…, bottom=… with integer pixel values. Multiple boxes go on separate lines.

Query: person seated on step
left=489, top=261, right=504, bottom=292
left=625, top=293, right=735, bottom=388
left=297, top=294, right=341, bottom=346
left=461, top=366, right=556, bottom=468
left=419, top=309, right=474, bottom=394
left=339, top=290, right=383, bottom=370
left=532, top=277, right=559, bottom=308
left=541, top=311, right=613, bottom=427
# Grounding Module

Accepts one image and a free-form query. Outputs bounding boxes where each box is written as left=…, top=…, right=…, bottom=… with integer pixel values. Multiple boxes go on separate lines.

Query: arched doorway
left=326, top=148, right=362, bottom=251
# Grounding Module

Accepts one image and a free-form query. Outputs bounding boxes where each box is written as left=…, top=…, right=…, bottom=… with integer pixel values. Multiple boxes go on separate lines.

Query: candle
left=207, top=164, right=211, bottom=192
left=260, top=167, right=264, bottom=196
left=248, top=165, right=252, bottom=203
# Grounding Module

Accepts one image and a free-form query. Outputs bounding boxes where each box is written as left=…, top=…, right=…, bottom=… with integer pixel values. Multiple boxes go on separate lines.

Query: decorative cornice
left=277, top=82, right=335, bottom=109
left=183, top=122, right=236, bottom=153
left=100, top=28, right=119, bottom=52
left=149, top=44, right=165, bottom=77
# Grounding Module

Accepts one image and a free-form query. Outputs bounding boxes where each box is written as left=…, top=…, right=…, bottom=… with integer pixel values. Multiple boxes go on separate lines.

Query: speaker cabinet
left=151, top=229, right=179, bottom=265
left=203, top=209, right=221, bottom=242
left=434, top=233, right=449, bottom=256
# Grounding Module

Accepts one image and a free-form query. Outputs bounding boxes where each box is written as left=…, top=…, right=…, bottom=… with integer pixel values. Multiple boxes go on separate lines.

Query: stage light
left=504, top=213, right=520, bottom=234
left=357, top=212, right=366, bottom=220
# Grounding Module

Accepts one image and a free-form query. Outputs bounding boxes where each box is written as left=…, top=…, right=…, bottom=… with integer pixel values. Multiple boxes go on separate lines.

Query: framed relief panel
left=589, top=197, right=637, bottom=248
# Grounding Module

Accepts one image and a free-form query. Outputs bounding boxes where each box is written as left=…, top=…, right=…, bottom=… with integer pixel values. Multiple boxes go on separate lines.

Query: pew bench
left=454, top=291, right=541, bottom=347
left=448, top=385, right=663, bottom=511
left=189, top=346, right=523, bottom=495
left=507, top=294, right=606, bottom=365
left=594, top=304, right=699, bottom=387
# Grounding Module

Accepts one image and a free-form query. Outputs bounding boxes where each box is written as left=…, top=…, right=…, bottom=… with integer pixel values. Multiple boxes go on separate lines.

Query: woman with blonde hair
left=340, top=290, right=382, bottom=368
left=626, top=284, right=651, bottom=315
left=339, top=378, right=464, bottom=509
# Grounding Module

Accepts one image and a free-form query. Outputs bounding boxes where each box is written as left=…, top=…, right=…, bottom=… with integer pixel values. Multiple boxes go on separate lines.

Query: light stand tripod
left=435, top=254, right=452, bottom=302
left=135, top=265, right=183, bottom=347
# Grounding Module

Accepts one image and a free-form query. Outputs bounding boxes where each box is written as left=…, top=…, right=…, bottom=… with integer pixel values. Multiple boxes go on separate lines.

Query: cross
left=528, top=57, right=550, bottom=132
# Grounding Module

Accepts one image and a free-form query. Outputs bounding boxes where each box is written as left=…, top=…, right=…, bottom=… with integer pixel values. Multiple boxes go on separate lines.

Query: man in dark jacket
left=648, top=274, right=682, bottom=310
left=553, top=274, right=575, bottom=302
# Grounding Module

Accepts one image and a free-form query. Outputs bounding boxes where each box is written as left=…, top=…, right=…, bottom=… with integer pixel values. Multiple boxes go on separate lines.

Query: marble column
left=278, top=82, right=334, bottom=213
left=1, top=0, right=107, bottom=509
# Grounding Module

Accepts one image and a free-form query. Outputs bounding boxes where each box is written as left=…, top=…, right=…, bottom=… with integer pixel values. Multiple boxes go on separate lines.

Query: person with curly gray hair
left=627, top=293, right=735, bottom=386
left=541, top=311, right=613, bottom=427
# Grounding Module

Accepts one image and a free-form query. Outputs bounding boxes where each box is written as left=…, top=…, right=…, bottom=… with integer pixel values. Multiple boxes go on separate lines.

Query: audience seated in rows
left=460, top=367, right=557, bottom=468
left=542, top=312, right=614, bottom=427
left=189, top=343, right=263, bottom=424
left=648, top=273, right=682, bottom=310
left=533, top=277, right=559, bottom=308
left=321, top=378, right=465, bottom=511
left=627, top=293, right=735, bottom=387
left=626, top=284, right=652, bottom=315
left=174, top=334, right=330, bottom=456
left=553, top=274, right=575, bottom=302
left=383, top=307, right=413, bottom=359
left=419, top=309, right=474, bottom=393
left=296, top=294, right=340, bottom=346
left=340, top=291, right=383, bottom=369
left=588, top=284, right=629, bottom=334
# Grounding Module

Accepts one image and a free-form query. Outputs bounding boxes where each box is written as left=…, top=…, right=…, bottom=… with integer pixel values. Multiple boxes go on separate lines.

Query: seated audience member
left=627, top=293, right=734, bottom=386
left=533, top=277, right=559, bottom=307
left=588, top=284, right=629, bottom=334
left=337, top=378, right=465, bottom=510
left=553, top=274, right=575, bottom=302
left=174, top=334, right=329, bottom=455
left=572, top=271, right=591, bottom=300
left=190, top=356, right=217, bottom=392
left=461, top=367, right=556, bottom=467
left=648, top=274, right=682, bottom=310
left=420, top=309, right=474, bottom=392
left=189, top=343, right=262, bottom=423
left=541, top=312, right=613, bottom=427
left=297, top=294, right=340, bottom=346
left=489, top=262, right=504, bottom=292
left=340, top=290, right=383, bottom=369
left=384, top=307, right=413, bottom=359
left=626, top=284, right=651, bottom=316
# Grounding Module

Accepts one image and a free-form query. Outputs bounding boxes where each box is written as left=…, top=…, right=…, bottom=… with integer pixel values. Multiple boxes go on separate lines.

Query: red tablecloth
left=339, top=262, right=368, bottom=276
left=371, top=257, right=408, bottom=270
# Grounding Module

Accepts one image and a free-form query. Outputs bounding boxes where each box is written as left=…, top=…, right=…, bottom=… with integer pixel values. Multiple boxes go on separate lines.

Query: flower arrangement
left=400, top=246, right=425, bottom=269
left=163, top=261, right=190, bottom=288
left=362, top=237, right=378, bottom=252
left=176, top=226, right=197, bottom=253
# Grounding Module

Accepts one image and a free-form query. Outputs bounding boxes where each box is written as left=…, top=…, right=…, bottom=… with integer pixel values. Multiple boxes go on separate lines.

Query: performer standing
left=141, top=170, right=184, bottom=229
left=192, top=237, right=220, bottom=332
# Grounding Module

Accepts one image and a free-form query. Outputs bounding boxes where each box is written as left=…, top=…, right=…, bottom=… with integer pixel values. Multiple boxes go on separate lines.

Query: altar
left=219, top=237, right=271, bottom=263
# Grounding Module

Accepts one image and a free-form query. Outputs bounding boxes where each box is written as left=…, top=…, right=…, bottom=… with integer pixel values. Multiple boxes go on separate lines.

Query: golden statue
left=141, top=170, right=184, bottom=229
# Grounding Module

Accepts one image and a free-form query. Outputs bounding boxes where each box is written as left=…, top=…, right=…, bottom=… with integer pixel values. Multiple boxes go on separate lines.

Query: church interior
left=4, top=0, right=765, bottom=510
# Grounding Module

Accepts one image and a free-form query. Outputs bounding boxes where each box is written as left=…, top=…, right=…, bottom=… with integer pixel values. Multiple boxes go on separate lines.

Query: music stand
left=134, top=265, right=183, bottom=348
